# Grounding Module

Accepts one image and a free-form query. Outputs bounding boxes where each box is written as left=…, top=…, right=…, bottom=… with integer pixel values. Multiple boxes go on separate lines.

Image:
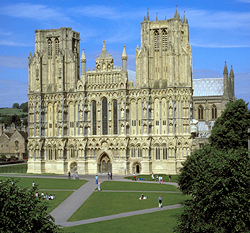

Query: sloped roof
left=4, top=133, right=13, bottom=138
left=193, top=78, right=223, bottom=96
left=18, top=131, right=28, bottom=140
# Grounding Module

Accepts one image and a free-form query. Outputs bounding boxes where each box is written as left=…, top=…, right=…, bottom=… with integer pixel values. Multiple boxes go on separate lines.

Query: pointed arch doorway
left=98, top=153, right=112, bottom=173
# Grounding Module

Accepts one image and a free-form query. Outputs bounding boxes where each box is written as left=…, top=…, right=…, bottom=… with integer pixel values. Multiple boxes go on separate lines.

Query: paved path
left=0, top=174, right=181, bottom=227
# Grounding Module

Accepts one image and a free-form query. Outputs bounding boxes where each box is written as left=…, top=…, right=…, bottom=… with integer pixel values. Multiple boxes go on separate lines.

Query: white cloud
left=0, top=3, right=71, bottom=23
left=190, top=42, right=250, bottom=48
left=0, top=40, right=30, bottom=47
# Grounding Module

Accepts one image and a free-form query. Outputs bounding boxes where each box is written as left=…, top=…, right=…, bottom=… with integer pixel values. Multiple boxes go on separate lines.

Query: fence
left=0, top=164, right=27, bottom=173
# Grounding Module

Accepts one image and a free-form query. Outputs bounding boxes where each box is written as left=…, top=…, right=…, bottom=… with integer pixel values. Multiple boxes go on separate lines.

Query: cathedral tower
left=136, top=10, right=192, bottom=89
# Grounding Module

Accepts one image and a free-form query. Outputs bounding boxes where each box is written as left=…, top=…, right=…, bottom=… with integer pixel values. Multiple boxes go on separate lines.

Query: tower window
left=154, top=30, right=159, bottom=49
left=55, top=38, right=59, bottom=56
left=48, top=38, right=52, bottom=57
left=162, top=30, right=167, bottom=50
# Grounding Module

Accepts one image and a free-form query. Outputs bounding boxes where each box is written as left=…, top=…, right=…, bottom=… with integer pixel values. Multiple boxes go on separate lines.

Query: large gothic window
left=198, top=105, right=204, bottom=120
left=92, top=101, right=96, bottom=135
left=48, top=38, right=52, bottom=57
left=113, top=100, right=117, bottom=134
left=212, top=104, right=217, bottom=120
left=102, top=97, right=108, bottom=135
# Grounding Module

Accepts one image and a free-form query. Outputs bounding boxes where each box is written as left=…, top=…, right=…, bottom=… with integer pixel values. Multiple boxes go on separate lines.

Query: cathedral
left=27, top=11, right=235, bottom=175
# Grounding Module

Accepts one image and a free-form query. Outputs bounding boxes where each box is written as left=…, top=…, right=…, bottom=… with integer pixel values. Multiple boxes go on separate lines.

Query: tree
left=209, top=99, right=250, bottom=150
left=11, top=114, right=21, bottom=126
left=12, top=103, right=20, bottom=109
left=0, top=179, right=59, bottom=232
left=175, top=99, right=250, bottom=233
left=20, top=102, right=28, bottom=113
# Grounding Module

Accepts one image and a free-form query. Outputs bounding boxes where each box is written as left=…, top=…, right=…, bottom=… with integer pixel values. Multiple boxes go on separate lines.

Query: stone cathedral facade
left=27, top=11, right=234, bottom=175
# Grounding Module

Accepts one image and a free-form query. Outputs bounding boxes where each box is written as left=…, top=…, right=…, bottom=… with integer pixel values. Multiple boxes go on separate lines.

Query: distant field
left=0, top=108, right=27, bottom=116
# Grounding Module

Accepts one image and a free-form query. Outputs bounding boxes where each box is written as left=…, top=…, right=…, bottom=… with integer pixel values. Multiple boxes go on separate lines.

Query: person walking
left=98, top=180, right=101, bottom=191
left=32, top=181, right=35, bottom=187
left=95, top=175, right=98, bottom=184
left=169, top=174, right=171, bottom=182
left=68, top=171, right=71, bottom=179
left=110, top=172, right=112, bottom=180
left=158, top=195, right=163, bottom=208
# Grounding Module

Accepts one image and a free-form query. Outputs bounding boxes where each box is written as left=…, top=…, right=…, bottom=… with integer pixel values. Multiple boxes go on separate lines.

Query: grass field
left=64, top=206, right=183, bottom=233
left=125, top=174, right=179, bottom=183
left=0, top=164, right=27, bottom=173
left=68, top=192, right=188, bottom=222
left=0, top=108, right=27, bottom=116
left=101, top=181, right=180, bottom=192
left=0, top=176, right=87, bottom=190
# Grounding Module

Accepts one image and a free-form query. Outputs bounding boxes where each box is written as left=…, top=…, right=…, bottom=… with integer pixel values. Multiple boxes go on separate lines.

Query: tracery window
left=113, top=100, right=117, bottom=134
left=102, top=97, right=108, bottom=135
left=212, top=104, right=217, bottom=120
left=156, top=148, right=160, bottom=160
left=92, top=101, right=96, bottom=135
left=48, top=38, right=52, bottom=57
left=198, top=105, right=204, bottom=120
left=55, top=38, right=59, bottom=56
left=163, top=148, right=167, bottom=159
left=162, top=30, right=167, bottom=50
left=154, top=30, right=159, bottom=49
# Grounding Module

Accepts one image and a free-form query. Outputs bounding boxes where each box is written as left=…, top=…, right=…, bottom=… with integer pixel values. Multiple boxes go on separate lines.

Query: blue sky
left=0, top=0, right=249, bottom=107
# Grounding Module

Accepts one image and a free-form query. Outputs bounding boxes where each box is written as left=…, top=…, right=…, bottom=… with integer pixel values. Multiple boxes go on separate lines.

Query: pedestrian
left=95, top=175, right=98, bottom=184
left=133, top=173, right=136, bottom=181
left=159, top=176, right=161, bottom=184
left=68, top=171, right=71, bottom=179
left=108, top=172, right=110, bottom=180
left=110, top=172, right=112, bottom=180
left=169, top=174, right=171, bottom=182
left=32, top=181, right=35, bottom=187
left=98, top=180, right=101, bottom=191
left=158, top=195, right=163, bottom=208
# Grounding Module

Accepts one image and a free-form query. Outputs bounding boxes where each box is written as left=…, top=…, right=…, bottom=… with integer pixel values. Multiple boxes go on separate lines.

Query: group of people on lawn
left=68, top=171, right=79, bottom=179
left=35, top=191, right=55, bottom=200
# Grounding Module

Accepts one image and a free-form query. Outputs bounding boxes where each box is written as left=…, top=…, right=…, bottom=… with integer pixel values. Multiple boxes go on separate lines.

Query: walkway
left=50, top=175, right=181, bottom=227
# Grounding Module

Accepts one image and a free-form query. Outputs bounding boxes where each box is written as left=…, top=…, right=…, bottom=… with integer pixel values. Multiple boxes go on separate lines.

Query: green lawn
left=101, top=181, right=179, bottom=192
left=125, top=174, right=179, bottom=183
left=0, top=164, right=27, bottom=173
left=64, top=207, right=183, bottom=233
left=39, top=191, right=73, bottom=213
left=0, top=177, right=87, bottom=190
left=68, top=192, right=188, bottom=221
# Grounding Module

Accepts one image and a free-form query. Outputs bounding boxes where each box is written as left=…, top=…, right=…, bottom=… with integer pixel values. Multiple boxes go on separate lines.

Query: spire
left=229, top=65, right=234, bottom=78
left=223, top=61, right=228, bottom=74
left=122, top=46, right=127, bottom=72
left=122, top=45, right=127, bottom=60
left=81, top=49, right=86, bottom=63
left=229, top=65, right=235, bottom=100
left=102, top=40, right=107, bottom=57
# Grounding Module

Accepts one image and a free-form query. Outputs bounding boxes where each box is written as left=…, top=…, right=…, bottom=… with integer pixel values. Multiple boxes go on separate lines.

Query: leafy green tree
left=11, top=114, right=21, bottom=126
left=12, top=103, right=20, bottom=109
left=175, top=99, right=250, bottom=233
left=22, top=118, right=28, bottom=127
left=0, top=179, right=59, bottom=232
left=176, top=146, right=250, bottom=233
left=209, top=99, right=250, bottom=150
left=20, top=102, right=28, bottom=113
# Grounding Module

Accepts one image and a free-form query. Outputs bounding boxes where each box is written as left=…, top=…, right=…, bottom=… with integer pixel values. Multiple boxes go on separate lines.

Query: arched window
left=162, top=30, right=167, bottom=50
left=48, top=38, right=52, bottom=57
left=55, top=38, right=59, bottom=56
left=102, top=97, right=108, bottom=135
left=154, top=30, right=159, bottom=49
left=113, top=100, right=117, bottom=134
left=15, top=140, right=19, bottom=150
left=212, top=104, right=217, bottom=119
left=92, top=101, right=96, bottom=135
left=198, top=105, right=204, bottom=120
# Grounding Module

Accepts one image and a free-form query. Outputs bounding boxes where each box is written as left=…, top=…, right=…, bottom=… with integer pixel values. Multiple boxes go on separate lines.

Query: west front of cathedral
left=27, top=11, right=235, bottom=175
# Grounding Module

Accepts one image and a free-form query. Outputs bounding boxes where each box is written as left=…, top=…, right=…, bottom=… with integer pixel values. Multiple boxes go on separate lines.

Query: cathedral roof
left=193, top=78, right=223, bottom=96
